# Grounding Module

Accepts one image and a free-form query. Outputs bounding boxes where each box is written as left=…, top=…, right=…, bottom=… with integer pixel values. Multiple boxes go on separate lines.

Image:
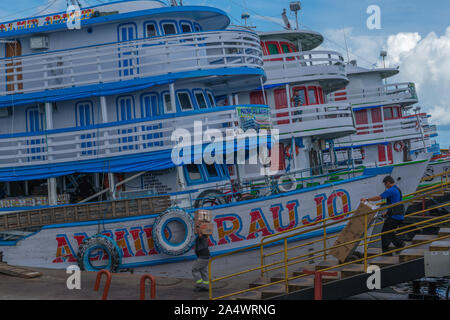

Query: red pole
left=94, top=270, right=112, bottom=300
left=303, top=269, right=338, bottom=300
left=140, top=274, right=156, bottom=300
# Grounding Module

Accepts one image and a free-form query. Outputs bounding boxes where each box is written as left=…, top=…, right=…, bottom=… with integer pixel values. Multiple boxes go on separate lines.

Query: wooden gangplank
left=0, top=262, right=42, bottom=279
left=0, top=195, right=171, bottom=232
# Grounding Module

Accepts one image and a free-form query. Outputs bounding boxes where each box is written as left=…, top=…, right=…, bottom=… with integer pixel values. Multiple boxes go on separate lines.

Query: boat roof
left=346, top=64, right=400, bottom=79
left=258, top=30, right=324, bottom=51
left=0, top=0, right=230, bottom=38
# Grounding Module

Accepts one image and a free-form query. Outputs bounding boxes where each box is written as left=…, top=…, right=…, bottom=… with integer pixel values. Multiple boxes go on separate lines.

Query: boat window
left=267, top=43, right=280, bottom=55
left=186, top=164, right=203, bottom=182
left=194, top=91, right=208, bottom=109
left=193, top=23, right=202, bottom=32
left=177, top=92, right=193, bottom=111
left=206, top=91, right=216, bottom=107
left=355, top=109, right=368, bottom=125
left=281, top=43, right=291, bottom=53
left=181, top=23, right=192, bottom=33
left=205, top=164, right=219, bottom=178
left=383, top=107, right=393, bottom=120
left=307, top=87, right=317, bottom=105
left=162, top=23, right=177, bottom=35
left=146, top=23, right=157, bottom=37
left=142, top=94, right=160, bottom=117
left=117, top=96, right=135, bottom=121
left=163, top=93, right=174, bottom=113
left=392, top=106, right=400, bottom=119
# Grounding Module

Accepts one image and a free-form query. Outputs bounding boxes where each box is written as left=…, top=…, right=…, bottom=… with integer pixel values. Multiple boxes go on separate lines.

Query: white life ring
left=394, top=141, right=404, bottom=152
left=277, top=175, right=297, bottom=192
left=152, top=207, right=196, bottom=256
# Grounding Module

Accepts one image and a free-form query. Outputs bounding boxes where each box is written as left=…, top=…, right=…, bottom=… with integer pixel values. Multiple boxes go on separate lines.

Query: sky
left=1, top=0, right=449, bottom=147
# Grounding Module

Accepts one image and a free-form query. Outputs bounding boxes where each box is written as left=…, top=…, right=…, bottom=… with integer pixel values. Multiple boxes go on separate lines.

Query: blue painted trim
left=0, top=67, right=265, bottom=108
left=0, top=5, right=231, bottom=38
left=0, top=240, right=18, bottom=246
left=116, top=95, right=136, bottom=121
left=353, top=105, right=384, bottom=111
left=140, top=92, right=161, bottom=118
left=75, top=100, right=95, bottom=127
left=362, top=166, right=393, bottom=176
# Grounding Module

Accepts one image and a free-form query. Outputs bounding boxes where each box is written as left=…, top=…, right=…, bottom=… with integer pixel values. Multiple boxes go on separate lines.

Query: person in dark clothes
left=192, top=225, right=210, bottom=292
left=361, top=176, right=405, bottom=253
left=75, top=176, right=96, bottom=201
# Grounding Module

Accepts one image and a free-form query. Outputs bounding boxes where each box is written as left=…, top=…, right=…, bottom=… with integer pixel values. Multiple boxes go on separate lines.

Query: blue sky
left=0, top=0, right=449, bottom=147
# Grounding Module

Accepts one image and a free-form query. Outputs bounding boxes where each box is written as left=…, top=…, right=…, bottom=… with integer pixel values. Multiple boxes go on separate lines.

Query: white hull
left=0, top=160, right=428, bottom=272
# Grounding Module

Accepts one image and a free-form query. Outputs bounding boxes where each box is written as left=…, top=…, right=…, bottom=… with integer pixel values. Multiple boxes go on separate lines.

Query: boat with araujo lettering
left=0, top=1, right=429, bottom=275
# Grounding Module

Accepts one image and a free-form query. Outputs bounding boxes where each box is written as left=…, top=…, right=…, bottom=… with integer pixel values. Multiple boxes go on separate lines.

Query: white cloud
left=385, top=28, right=450, bottom=125
left=320, top=27, right=450, bottom=126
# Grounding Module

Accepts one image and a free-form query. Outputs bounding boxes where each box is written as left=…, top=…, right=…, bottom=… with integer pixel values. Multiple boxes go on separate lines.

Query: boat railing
left=328, top=82, right=418, bottom=105
left=262, top=50, right=347, bottom=82
left=270, top=102, right=354, bottom=136
left=0, top=29, right=264, bottom=96
left=0, top=105, right=243, bottom=168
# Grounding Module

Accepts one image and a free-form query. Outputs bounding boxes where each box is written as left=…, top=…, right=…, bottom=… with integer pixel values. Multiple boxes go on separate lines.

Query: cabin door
left=117, top=96, right=136, bottom=151
left=117, top=24, right=138, bottom=78
left=274, top=89, right=289, bottom=125
left=77, top=102, right=95, bottom=155
left=6, top=40, right=23, bottom=93
left=26, top=107, right=44, bottom=161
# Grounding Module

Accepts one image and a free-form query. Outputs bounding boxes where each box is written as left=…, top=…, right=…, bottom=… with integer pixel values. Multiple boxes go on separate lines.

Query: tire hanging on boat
left=152, top=207, right=196, bottom=256
left=77, top=235, right=122, bottom=272
left=194, top=189, right=226, bottom=208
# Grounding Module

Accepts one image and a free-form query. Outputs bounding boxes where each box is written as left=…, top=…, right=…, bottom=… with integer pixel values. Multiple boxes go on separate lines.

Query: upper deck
left=258, top=30, right=348, bottom=92
left=0, top=1, right=264, bottom=104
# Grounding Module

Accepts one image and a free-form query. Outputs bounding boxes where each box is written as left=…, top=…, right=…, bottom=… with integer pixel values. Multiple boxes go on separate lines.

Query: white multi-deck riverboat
left=0, top=1, right=430, bottom=275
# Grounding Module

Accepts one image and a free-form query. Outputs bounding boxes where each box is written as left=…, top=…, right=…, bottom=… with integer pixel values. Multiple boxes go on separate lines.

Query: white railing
left=271, top=102, right=355, bottom=137
left=0, top=30, right=263, bottom=95
left=328, top=82, right=418, bottom=106
left=0, top=107, right=242, bottom=168
left=262, top=50, right=346, bottom=83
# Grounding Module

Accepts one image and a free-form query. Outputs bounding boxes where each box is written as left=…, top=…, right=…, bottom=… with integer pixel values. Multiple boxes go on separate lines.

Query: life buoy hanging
left=285, top=144, right=300, bottom=159
left=394, top=141, right=404, bottom=152
left=415, top=121, right=420, bottom=131
left=277, top=175, right=297, bottom=192
left=77, top=235, right=122, bottom=272
left=152, top=207, right=196, bottom=256
left=360, top=148, right=365, bottom=160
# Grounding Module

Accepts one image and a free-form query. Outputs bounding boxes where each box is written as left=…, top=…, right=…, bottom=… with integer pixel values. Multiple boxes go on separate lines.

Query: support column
left=100, top=96, right=115, bottom=199
left=260, top=77, right=267, bottom=105
left=45, top=102, right=57, bottom=205
left=228, top=94, right=234, bottom=106
left=169, top=83, right=176, bottom=113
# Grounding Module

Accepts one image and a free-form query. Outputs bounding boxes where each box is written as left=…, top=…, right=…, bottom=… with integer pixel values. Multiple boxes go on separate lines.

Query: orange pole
left=140, top=274, right=156, bottom=300
left=303, top=269, right=338, bottom=300
left=94, top=270, right=112, bottom=300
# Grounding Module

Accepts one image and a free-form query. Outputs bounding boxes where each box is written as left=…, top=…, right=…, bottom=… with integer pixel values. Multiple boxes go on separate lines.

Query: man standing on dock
left=192, top=225, right=210, bottom=292
left=361, top=176, right=405, bottom=253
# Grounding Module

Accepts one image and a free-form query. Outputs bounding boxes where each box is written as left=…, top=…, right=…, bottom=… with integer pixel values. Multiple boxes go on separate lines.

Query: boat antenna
left=289, top=1, right=301, bottom=30
left=281, top=9, right=291, bottom=30
left=343, top=30, right=350, bottom=63
left=241, top=12, right=250, bottom=27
